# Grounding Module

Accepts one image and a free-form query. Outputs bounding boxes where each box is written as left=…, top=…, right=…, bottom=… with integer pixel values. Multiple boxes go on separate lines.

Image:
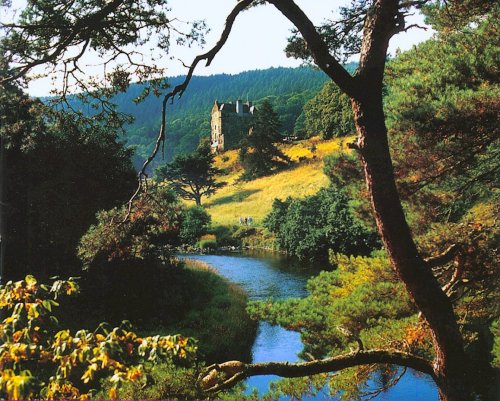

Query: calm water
left=179, top=251, right=438, bottom=400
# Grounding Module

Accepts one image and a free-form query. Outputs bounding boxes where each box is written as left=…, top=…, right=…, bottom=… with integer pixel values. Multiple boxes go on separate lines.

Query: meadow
left=201, top=136, right=354, bottom=226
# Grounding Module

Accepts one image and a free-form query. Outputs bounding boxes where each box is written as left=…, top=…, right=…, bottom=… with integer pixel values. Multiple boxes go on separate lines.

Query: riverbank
left=58, top=257, right=257, bottom=365
left=140, top=258, right=258, bottom=363
left=57, top=257, right=257, bottom=400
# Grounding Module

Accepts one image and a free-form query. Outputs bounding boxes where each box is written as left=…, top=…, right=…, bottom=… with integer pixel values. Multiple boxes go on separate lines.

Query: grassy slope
left=139, top=259, right=257, bottom=363
left=201, top=136, right=354, bottom=226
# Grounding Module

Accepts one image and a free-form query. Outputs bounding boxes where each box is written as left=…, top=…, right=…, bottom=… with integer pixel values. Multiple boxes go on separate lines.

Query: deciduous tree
left=303, top=81, right=354, bottom=139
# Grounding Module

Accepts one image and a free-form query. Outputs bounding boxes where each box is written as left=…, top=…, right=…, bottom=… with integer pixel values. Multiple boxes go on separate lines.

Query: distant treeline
left=67, top=65, right=355, bottom=169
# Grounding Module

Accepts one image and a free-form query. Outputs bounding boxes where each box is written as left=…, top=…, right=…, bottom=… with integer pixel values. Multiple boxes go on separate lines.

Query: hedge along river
left=178, top=251, right=438, bottom=400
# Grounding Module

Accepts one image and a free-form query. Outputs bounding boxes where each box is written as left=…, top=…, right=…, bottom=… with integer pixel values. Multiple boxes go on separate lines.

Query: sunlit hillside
left=199, top=136, right=354, bottom=226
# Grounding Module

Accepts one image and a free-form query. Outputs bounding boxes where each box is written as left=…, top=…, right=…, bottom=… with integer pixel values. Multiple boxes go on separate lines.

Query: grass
left=141, top=258, right=258, bottom=363
left=201, top=136, right=354, bottom=226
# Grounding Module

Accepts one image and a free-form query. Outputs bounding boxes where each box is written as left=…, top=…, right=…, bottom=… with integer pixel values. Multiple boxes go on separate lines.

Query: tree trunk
left=351, top=88, right=471, bottom=401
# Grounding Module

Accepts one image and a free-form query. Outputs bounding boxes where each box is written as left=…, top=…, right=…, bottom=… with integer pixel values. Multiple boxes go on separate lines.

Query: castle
left=210, top=99, right=255, bottom=152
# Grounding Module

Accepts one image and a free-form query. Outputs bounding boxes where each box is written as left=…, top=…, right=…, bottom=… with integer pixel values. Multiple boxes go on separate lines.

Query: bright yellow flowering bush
left=0, top=275, right=196, bottom=400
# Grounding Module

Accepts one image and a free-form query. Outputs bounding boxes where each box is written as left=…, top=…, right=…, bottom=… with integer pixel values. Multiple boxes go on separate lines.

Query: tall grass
left=202, top=136, right=353, bottom=226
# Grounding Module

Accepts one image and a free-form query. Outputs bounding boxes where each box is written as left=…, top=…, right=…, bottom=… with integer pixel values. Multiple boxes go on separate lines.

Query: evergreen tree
left=156, top=140, right=225, bottom=206
left=239, top=100, right=290, bottom=179
left=303, top=81, right=354, bottom=139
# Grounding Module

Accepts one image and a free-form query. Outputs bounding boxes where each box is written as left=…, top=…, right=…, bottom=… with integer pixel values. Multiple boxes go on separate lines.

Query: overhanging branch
left=200, top=349, right=435, bottom=393
left=267, top=0, right=358, bottom=97
left=124, top=0, right=255, bottom=219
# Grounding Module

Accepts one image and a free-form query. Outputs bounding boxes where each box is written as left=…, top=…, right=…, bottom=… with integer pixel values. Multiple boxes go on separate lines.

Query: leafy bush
left=208, top=225, right=240, bottom=247
left=78, top=185, right=182, bottom=269
left=198, top=239, right=218, bottom=251
left=302, top=81, right=354, bottom=139
left=264, top=187, right=379, bottom=262
left=180, top=206, right=211, bottom=245
left=0, top=276, right=196, bottom=400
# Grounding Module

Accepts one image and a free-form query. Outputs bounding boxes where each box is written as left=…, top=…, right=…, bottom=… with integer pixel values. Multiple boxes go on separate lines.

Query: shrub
left=264, top=187, right=379, bottom=262
left=0, top=275, right=196, bottom=400
left=78, top=185, right=182, bottom=269
left=209, top=225, right=240, bottom=247
left=198, top=239, right=218, bottom=251
left=180, top=206, right=211, bottom=245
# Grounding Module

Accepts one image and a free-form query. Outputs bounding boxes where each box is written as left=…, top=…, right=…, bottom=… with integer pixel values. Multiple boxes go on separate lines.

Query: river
left=179, top=251, right=438, bottom=400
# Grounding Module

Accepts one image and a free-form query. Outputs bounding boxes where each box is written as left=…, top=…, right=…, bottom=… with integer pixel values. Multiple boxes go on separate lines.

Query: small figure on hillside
left=248, top=216, right=253, bottom=225
left=244, top=217, right=248, bottom=225
left=239, top=217, right=243, bottom=225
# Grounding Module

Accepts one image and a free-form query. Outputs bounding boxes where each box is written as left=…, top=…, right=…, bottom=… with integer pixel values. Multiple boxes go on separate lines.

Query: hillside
left=201, top=136, right=353, bottom=226
left=112, top=67, right=332, bottom=168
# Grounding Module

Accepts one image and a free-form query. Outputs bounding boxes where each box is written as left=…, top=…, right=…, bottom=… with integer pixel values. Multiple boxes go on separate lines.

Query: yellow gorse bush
left=0, top=276, right=197, bottom=400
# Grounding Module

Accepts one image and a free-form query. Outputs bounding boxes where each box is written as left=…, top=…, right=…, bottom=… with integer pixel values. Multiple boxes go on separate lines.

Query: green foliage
left=101, top=361, right=205, bottom=400
left=239, top=100, right=290, bottom=180
left=303, top=81, right=355, bottom=139
left=264, top=187, right=379, bottom=262
left=208, top=225, right=240, bottom=247
left=492, top=319, right=500, bottom=368
left=198, top=239, right=218, bottom=251
left=161, top=259, right=257, bottom=364
left=156, top=139, right=226, bottom=206
left=386, top=13, right=499, bottom=225
left=56, top=256, right=257, bottom=366
left=107, top=360, right=249, bottom=401
left=78, top=185, right=182, bottom=269
left=0, top=275, right=196, bottom=400
left=415, top=201, right=499, bottom=374
left=0, top=82, right=136, bottom=280
left=97, top=67, right=327, bottom=168
left=180, top=206, right=211, bottom=245
left=423, top=1, right=497, bottom=32
left=248, top=253, right=427, bottom=398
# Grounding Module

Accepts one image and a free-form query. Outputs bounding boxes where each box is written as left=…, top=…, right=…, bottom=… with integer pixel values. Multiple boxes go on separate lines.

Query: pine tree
left=239, top=100, right=290, bottom=179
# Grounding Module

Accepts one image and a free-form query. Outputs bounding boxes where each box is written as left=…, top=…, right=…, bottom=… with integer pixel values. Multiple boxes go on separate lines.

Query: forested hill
left=112, top=66, right=334, bottom=169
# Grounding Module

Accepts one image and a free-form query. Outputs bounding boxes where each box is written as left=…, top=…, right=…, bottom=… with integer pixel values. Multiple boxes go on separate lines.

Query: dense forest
left=0, top=1, right=498, bottom=401
left=103, top=67, right=333, bottom=168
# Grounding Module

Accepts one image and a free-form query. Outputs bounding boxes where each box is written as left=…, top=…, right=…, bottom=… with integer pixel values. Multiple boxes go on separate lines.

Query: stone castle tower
left=211, top=99, right=255, bottom=152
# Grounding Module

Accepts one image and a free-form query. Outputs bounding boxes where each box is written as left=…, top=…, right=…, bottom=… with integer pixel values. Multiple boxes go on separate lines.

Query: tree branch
left=441, top=253, right=464, bottom=296
left=200, top=350, right=434, bottom=393
left=2, top=0, right=126, bottom=83
left=124, top=0, right=255, bottom=220
left=267, top=0, right=358, bottom=97
left=424, top=244, right=459, bottom=268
